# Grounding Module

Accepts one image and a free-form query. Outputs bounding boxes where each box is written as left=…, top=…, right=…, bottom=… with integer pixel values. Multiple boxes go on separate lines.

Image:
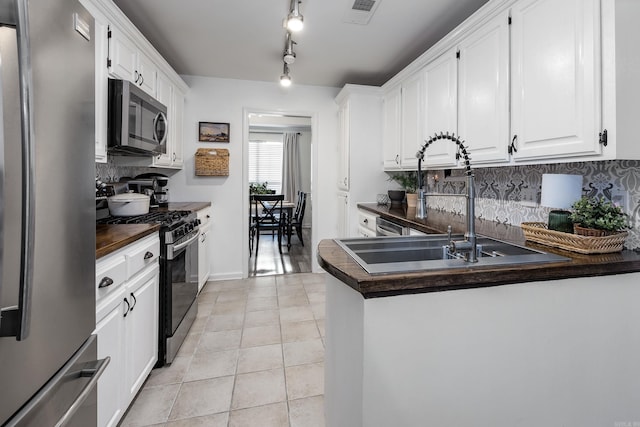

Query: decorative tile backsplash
left=425, top=160, right=640, bottom=249
left=99, top=157, right=640, bottom=249
left=95, top=157, right=162, bottom=183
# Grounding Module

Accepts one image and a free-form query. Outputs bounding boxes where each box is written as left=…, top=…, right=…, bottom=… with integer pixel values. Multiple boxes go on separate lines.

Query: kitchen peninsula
left=318, top=207, right=640, bottom=426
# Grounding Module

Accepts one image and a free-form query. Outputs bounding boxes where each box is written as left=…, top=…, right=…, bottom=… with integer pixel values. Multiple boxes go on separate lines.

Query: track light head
left=280, top=63, right=292, bottom=87
left=283, top=33, right=297, bottom=64
left=286, top=0, right=304, bottom=32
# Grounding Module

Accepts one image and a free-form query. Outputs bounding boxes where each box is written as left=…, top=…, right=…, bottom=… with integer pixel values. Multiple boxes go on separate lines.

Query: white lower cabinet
left=96, top=234, right=160, bottom=427
left=124, top=268, right=159, bottom=403
left=357, top=209, right=378, bottom=237
left=337, top=192, right=349, bottom=238
left=95, top=291, right=125, bottom=427
left=197, top=207, right=212, bottom=292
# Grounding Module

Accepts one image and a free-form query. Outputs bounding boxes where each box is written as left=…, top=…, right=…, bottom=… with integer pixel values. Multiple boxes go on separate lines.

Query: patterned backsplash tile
left=95, top=158, right=159, bottom=183
left=99, top=158, right=640, bottom=249
left=424, top=160, right=640, bottom=249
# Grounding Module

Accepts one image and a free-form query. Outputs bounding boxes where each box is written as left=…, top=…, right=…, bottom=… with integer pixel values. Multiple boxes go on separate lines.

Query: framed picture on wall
left=199, top=122, right=230, bottom=142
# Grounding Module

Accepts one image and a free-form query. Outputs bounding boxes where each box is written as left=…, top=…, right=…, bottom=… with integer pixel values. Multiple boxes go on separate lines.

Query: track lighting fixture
left=280, top=63, right=292, bottom=87
left=286, top=0, right=304, bottom=32
left=283, top=32, right=296, bottom=64
left=279, top=0, right=303, bottom=86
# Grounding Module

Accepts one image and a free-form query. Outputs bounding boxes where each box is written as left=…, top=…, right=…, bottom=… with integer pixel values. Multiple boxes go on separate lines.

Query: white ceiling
left=112, top=0, right=489, bottom=88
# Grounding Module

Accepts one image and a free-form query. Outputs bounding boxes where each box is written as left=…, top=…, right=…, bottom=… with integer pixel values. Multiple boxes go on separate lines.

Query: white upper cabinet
left=171, top=90, right=185, bottom=167
left=153, top=71, right=174, bottom=167
left=399, top=71, right=423, bottom=168
left=108, top=26, right=157, bottom=96
left=382, top=85, right=402, bottom=169
left=510, top=0, right=601, bottom=161
left=422, top=49, right=458, bottom=167
left=458, top=11, right=510, bottom=164
left=378, top=0, right=640, bottom=168
left=89, top=5, right=109, bottom=163
left=599, top=0, right=640, bottom=161
left=337, top=99, right=350, bottom=190
left=82, top=0, right=188, bottom=169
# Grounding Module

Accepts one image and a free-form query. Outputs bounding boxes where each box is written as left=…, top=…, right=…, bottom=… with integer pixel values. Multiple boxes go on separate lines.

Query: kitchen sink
left=335, top=234, right=570, bottom=275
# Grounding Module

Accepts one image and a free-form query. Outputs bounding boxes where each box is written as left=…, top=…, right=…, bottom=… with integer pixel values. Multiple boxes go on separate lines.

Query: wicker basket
left=573, top=224, right=619, bottom=237
left=521, top=222, right=627, bottom=254
left=195, top=148, right=229, bottom=176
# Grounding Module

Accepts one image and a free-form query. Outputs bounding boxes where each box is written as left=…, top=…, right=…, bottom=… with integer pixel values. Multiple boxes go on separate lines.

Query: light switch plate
left=611, top=189, right=629, bottom=213
left=520, top=187, right=538, bottom=208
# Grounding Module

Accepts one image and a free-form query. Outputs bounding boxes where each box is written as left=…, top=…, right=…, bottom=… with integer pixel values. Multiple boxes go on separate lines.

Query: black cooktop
left=96, top=210, right=191, bottom=229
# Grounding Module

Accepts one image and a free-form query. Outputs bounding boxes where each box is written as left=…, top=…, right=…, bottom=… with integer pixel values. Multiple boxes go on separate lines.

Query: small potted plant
left=569, top=196, right=629, bottom=236
left=249, top=182, right=273, bottom=194
left=387, top=171, right=420, bottom=207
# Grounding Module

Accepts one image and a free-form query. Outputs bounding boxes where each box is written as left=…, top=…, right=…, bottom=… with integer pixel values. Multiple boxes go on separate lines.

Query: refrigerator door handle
left=55, top=357, right=110, bottom=427
left=0, top=0, right=36, bottom=340
left=4, top=335, right=110, bottom=427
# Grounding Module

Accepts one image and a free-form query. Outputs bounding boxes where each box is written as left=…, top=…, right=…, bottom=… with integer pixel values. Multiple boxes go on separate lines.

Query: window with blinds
left=248, top=134, right=283, bottom=194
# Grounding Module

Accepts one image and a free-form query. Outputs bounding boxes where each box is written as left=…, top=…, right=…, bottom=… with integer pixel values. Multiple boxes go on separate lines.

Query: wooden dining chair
left=290, top=191, right=307, bottom=246
left=251, top=194, right=286, bottom=254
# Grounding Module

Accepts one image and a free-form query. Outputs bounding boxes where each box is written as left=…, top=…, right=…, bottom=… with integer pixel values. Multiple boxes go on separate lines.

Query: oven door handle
left=171, top=232, right=199, bottom=253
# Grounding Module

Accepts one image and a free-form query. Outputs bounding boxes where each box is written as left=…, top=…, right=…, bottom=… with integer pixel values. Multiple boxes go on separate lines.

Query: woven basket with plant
left=569, top=196, right=629, bottom=236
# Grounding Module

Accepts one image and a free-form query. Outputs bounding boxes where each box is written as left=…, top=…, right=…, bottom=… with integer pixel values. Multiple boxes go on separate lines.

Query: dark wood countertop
left=96, top=224, right=161, bottom=259
left=96, top=202, right=211, bottom=259
left=316, top=203, right=640, bottom=298
left=164, top=202, right=211, bottom=212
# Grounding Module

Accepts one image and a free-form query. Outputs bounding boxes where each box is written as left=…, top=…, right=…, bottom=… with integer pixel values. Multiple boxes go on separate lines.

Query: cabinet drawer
left=197, top=207, right=212, bottom=227
left=358, top=211, right=378, bottom=232
left=96, top=254, right=126, bottom=302
left=125, top=236, right=160, bottom=280
left=358, top=225, right=377, bottom=238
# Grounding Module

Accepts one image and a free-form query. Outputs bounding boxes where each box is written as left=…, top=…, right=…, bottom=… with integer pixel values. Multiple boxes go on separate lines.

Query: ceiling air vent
left=342, top=0, right=382, bottom=25
left=352, top=0, right=375, bottom=12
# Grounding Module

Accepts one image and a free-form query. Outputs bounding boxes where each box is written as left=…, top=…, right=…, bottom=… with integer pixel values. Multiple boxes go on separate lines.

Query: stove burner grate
left=96, top=210, right=191, bottom=227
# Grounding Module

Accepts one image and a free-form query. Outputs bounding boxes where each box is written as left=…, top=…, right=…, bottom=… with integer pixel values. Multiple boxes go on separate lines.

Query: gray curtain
left=281, top=132, right=302, bottom=202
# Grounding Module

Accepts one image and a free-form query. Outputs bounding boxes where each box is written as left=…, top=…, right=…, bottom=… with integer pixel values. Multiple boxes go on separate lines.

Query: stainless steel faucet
left=416, top=132, right=478, bottom=263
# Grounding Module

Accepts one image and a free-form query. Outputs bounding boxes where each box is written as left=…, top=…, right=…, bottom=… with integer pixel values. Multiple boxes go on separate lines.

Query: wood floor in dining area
left=249, top=228, right=312, bottom=277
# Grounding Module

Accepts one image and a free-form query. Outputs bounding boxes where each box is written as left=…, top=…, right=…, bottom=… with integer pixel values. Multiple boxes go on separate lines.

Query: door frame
left=242, top=107, right=318, bottom=278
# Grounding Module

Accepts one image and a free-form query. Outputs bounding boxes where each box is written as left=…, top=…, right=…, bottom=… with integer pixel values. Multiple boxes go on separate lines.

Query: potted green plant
left=387, top=171, right=421, bottom=207
left=569, top=196, right=629, bottom=236
left=249, top=182, right=273, bottom=194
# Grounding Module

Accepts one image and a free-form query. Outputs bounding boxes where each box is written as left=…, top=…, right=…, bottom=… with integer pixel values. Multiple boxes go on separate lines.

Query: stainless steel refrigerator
left=0, top=0, right=107, bottom=425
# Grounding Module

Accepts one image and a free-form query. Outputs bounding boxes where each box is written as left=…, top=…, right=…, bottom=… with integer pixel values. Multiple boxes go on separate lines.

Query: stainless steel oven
left=161, top=224, right=199, bottom=366
left=96, top=208, right=200, bottom=367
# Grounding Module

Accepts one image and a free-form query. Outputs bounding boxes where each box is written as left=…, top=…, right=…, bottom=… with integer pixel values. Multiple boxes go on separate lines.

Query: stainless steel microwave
left=108, top=78, right=167, bottom=156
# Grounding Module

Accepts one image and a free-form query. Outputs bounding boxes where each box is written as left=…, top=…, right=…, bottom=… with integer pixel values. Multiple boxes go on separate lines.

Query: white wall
left=325, top=273, right=640, bottom=426
left=169, top=75, right=340, bottom=280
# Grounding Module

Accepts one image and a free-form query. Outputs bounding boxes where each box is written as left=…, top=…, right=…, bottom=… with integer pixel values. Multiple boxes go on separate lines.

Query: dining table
left=251, top=197, right=296, bottom=250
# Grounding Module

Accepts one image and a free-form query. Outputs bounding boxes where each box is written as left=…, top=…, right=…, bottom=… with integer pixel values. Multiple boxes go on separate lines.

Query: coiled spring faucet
left=415, top=132, right=478, bottom=263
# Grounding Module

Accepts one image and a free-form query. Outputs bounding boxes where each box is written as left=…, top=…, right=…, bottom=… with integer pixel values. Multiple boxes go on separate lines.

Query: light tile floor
left=121, top=273, right=327, bottom=427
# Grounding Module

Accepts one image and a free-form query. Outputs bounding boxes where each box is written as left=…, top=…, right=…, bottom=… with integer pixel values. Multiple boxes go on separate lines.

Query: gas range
left=97, top=208, right=201, bottom=367
left=96, top=209, right=200, bottom=244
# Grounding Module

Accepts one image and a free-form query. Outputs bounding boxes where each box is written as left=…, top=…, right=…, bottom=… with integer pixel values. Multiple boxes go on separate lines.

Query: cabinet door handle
left=363, top=218, right=368, bottom=224
left=395, top=154, right=399, bottom=164
left=134, top=71, right=139, bottom=83
left=173, top=152, right=176, bottom=161
left=201, top=232, right=206, bottom=243
left=508, top=135, right=518, bottom=155
left=129, top=292, right=137, bottom=311
left=98, top=277, right=114, bottom=288
left=123, top=297, right=130, bottom=317
left=139, top=74, right=144, bottom=86
left=144, top=251, right=154, bottom=260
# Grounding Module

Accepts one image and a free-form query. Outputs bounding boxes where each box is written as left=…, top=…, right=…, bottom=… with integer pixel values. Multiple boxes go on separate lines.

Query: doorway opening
left=245, top=112, right=313, bottom=277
